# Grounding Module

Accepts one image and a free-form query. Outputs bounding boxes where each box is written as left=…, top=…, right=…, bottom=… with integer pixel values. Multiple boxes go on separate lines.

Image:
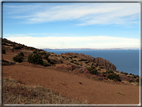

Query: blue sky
left=3, top=3, right=140, bottom=49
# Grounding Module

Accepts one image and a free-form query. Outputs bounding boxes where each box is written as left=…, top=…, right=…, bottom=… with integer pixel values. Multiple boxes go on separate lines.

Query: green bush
left=78, top=59, right=87, bottom=61
left=124, top=72, right=128, bottom=75
left=19, top=52, right=24, bottom=56
left=33, top=51, right=37, bottom=53
left=99, top=67, right=104, bottom=69
left=129, top=79, right=134, bottom=83
left=136, top=78, right=139, bottom=83
left=43, top=62, right=51, bottom=67
left=48, top=59, right=55, bottom=64
left=106, top=70, right=121, bottom=82
left=106, top=70, right=114, bottom=74
left=70, top=60, right=74, bottom=63
left=103, top=72, right=107, bottom=77
left=13, top=52, right=24, bottom=63
left=2, top=48, right=6, bottom=54
left=28, top=53, right=43, bottom=65
left=13, top=45, right=22, bottom=49
left=107, top=73, right=121, bottom=81
left=90, top=69, right=98, bottom=75
left=87, top=66, right=98, bottom=75
left=44, top=53, right=50, bottom=60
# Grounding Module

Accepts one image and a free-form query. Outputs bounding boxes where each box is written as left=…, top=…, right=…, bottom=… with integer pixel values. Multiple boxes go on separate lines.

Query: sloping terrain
left=2, top=38, right=140, bottom=104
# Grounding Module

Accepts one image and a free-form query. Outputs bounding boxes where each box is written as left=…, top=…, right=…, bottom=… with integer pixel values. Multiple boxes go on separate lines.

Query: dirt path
left=3, top=63, right=139, bottom=104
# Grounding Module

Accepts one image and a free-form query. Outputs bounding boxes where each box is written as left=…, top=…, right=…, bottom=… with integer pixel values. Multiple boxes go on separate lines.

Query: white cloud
left=4, top=3, right=140, bottom=25
left=6, top=35, right=140, bottom=49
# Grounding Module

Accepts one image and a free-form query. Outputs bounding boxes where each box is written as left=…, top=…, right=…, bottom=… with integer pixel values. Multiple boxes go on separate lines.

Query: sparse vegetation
left=3, top=78, right=83, bottom=104
left=13, top=45, right=23, bottom=49
left=129, top=79, right=134, bottom=83
left=87, top=66, right=98, bottom=75
left=43, top=62, right=51, bottom=67
left=106, top=70, right=121, bottom=82
left=13, top=52, right=24, bottom=63
left=28, top=53, right=43, bottom=65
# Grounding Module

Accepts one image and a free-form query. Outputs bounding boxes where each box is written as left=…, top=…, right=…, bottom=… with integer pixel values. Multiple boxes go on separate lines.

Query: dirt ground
left=3, top=63, right=139, bottom=104
left=2, top=51, right=140, bottom=104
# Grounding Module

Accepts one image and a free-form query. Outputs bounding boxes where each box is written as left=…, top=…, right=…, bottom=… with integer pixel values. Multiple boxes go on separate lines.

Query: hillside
left=2, top=38, right=140, bottom=104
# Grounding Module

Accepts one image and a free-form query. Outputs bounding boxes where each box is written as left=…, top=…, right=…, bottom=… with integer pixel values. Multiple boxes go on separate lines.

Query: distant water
left=44, top=49, right=139, bottom=76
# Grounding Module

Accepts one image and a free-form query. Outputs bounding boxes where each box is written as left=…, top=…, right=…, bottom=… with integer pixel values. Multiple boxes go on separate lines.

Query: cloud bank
left=6, top=35, right=139, bottom=49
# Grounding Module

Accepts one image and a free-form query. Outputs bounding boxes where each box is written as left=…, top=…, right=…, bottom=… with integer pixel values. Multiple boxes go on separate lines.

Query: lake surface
left=44, top=49, right=139, bottom=76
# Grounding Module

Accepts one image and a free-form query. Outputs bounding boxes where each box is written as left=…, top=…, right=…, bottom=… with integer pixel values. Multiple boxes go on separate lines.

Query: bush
left=28, top=53, right=43, bottom=65
left=44, top=53, right=50, bottom=60
left=103, top=72, right=107, bottom=77
left=43, top=62, right=51, bottom=67
left=107, top=73, right=121, bottom=81
left=78, top=59, right=87, bottom=61
left=48, top=59, right=55, bottom=64
left=41, top=51, right=47, bottom=55
left=33, top=51, right=37, bottom=53
left=106, top=70, right=114, bottom=74
left=87, top=66, right=98, bottom=75
left=124, top=72, right=128, bottom=75
left=99, top=67, right=104, bottom=69
left=129, top=79, right=134, bottom=83
left=19, top=52, right=24, bottom=56
left=136, top=78, right=139, bottom=83
left=70, top=60, right=74, bottom=63
left=90, top=69, right=98, bottom=75
left=2, top=48, right=6, bottom=54
left=13, top=45, right=22, bottom=49
left=13, top=52, right=24, bottom=63
left=129, top=73, right=132, bottom=75
left=106, top=70, right=121, bottom=82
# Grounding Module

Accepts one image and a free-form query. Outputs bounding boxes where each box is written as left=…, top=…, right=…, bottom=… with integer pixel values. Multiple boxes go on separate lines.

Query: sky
left=3, top=2, right=140, bottom=49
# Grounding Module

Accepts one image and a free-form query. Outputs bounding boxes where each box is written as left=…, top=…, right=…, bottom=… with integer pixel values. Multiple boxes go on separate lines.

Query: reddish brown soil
left=3, top=62, right=139, bottom=104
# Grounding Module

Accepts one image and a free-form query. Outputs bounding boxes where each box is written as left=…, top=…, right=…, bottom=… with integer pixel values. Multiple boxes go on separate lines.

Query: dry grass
left=3, top=77, right=85, bottom=104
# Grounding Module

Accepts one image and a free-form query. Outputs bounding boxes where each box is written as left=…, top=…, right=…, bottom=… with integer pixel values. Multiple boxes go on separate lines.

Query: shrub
left=107, top=73, right=121, bottom=82
left=48, top=59, right=55, bottom=64
left=99, top=67, right=104, bottom=69
left=78, top=59, right=87, bottom=61
left=28, top=53, right=43, bottom=65
left=129, top=79, right=134, bottom=83
left=41, top=51, right=47, bottom=55
left=43, top=62, right=51, bottom=67
left=90, top=69, right=98, bottom=75
left=70, top=60, right=74, bottom=63
left=106, top=70, right=114, bottom=74
left=124, top=72, right=128, bottom=75
left=19, top=52, right=24, bottom=56
left=106, top=70, right=121, bottom=82
left=2, top=48, right=6, bottom=54
left=103, top=72, right=107, bottom=77
left=13, top=52, right=24, bottom=63
left=136, top=78, right=139, bottom=83
left=129, top=73, right=132, bottom=75
left=13, top=45, right=22, bottom=49
left=33, top=51, right=37, bottom=53
left=44, top=53, right=50, bottom=60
